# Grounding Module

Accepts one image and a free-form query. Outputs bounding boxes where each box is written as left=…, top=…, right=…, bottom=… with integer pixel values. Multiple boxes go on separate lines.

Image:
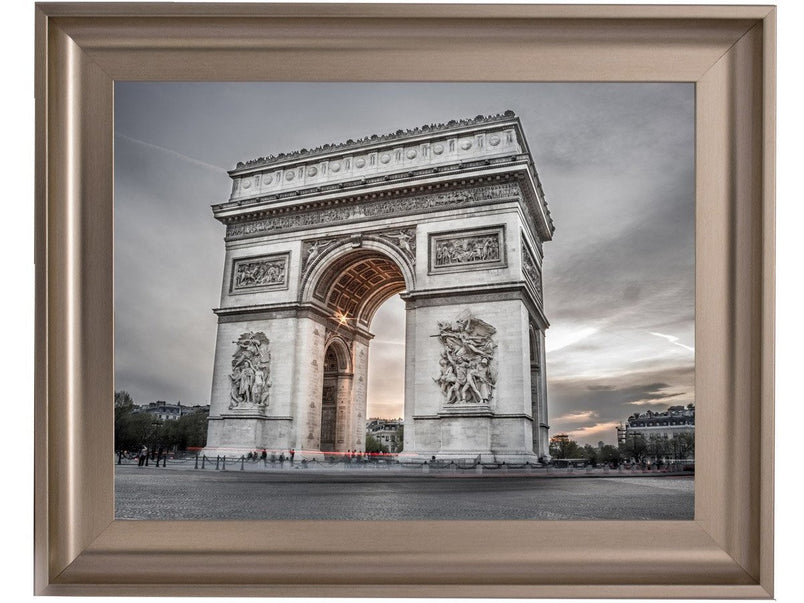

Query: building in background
left=135, top=401, right=210, bottom=422
left=366, top=418, right=403, bottom=453
left=617, top=404, right=695, bottom=463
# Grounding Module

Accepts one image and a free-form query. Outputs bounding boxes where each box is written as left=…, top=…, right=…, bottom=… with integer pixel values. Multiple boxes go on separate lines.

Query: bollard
left=201, top=455, right=206, bottom=469
left=222, top=455, right=227, bottom=471
left=117, top=452, right=122, bottom=465
left=240, top=456, right=245, bottom=471
left=194, top=454, right=199, bottom=470
left=215, top=455, right=220, bottom=470
left=422, top=462, right=429, bottom=474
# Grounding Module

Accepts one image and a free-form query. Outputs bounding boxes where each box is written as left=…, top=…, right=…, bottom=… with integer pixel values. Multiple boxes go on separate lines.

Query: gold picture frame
left=34, top=3, right=775, bottom=597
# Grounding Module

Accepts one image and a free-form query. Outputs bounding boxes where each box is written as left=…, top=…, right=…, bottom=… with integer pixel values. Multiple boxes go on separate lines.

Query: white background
left=3, top=0, right=800, bottom=602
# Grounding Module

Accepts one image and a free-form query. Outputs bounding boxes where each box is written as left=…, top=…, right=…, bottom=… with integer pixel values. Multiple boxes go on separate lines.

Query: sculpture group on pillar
left=434, top=315, right=498, bottom=405
left=229, top=331, right=272, bottom=409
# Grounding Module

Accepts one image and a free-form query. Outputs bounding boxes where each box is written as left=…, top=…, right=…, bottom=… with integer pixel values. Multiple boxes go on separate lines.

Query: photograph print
left=114, top=82, right=695, bottom=520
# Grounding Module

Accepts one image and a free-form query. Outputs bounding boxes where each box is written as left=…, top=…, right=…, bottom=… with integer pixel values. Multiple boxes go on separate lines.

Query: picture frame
left=34, top=2, right=775, bottom=597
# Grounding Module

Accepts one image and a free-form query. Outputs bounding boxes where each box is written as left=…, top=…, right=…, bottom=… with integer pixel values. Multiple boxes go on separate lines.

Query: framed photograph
left=34, top=2, right=775, bottom=597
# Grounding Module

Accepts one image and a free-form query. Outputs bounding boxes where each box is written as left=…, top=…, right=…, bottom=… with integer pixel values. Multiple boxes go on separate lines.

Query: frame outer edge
left=760, top=7, right=776, bottom=598
left=33, top=4, right=49, bottom=595
left=33, top=3, right=775, bottom=596
left=34, top=2, right=777, bottom=20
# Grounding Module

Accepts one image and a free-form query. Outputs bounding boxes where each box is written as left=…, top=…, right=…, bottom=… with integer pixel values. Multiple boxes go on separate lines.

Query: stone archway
left=319, top=337, right=352, bottom=452
left=204, top=111, right=554, bottom=462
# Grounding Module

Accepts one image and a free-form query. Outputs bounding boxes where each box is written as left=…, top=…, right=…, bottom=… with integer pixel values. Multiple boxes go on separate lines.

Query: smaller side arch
left=323, top=335, right=353, bottom=375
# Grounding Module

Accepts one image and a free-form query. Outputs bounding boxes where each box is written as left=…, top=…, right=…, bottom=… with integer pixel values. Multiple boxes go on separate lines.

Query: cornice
left=230, top=111, right=520, bottom=173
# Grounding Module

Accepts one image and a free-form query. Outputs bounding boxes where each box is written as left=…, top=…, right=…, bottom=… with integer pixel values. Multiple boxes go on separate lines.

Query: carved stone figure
left=229, top=331, right=272, bottom=409
left=232, top=257, right=286, bottom=290
left=434, top=315, right=498, bottom=405
left=379, top=228, right=416, bottom=259
left=521, top=245, right=543, bottom=302
left=303, top=238, right=336, bottom=271
left=434, top=233, right=501, bottom=267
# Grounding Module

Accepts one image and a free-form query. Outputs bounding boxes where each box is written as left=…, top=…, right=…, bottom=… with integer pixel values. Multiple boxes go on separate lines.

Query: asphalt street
left=115, top=466, right=694, bottom=520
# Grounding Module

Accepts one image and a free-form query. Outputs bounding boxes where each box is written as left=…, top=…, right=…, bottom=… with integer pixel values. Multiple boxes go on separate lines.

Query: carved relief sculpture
left=429, top=225, right=506, bottom=273
left=521, top=244, right=543, bottom=304
left=231, top=254, right=288, bottom=291
left=225, top=182, right=522, bottom=239
left=434, top=234, right=500, bottom=267
left=302, top=238, right=337, bottom=272
left=378, top=227, right=416, bottom=260
left=229, top=331, right=272, bottom=409
left=434, top=315, right=498, bottom=405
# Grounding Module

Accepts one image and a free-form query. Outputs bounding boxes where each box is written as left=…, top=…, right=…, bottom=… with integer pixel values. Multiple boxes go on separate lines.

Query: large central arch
left=304, top=242, right=410, bottom=453
left=204, top=112, right=554, bottom=462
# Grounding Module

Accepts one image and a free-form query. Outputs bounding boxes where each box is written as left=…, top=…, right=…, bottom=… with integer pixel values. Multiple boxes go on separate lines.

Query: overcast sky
left=115, top=82, right=694, bottom=445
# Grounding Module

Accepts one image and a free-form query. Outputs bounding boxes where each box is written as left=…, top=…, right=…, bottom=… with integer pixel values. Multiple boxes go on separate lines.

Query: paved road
left=115, top=466, right=694, bottom=520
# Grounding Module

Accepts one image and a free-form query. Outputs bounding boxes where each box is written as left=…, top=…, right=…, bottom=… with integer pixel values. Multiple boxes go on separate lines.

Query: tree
left=581, top=444, right=599, bottom=466
left=177, top=410, right=209, bottom=449
left=549, top=434, right=582, bottom=459
left=672, top=432, right=695, bottom=460
left=598, top=444, right=621, bottom=465
left=114, top=390, right=137, bottom=452
left=621, top=434, right=648, bottom=463
left=647, top=435, right=672, bottom=461
left=117, top=412, right=153, bottom=453
left=392, top=424, right=404, bottom=453
left=365, top=434, right=388, bottom=454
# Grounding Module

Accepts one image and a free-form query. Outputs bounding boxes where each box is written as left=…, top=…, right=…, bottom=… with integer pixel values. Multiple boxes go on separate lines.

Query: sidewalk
left=115, top=456, right=694, bottom=479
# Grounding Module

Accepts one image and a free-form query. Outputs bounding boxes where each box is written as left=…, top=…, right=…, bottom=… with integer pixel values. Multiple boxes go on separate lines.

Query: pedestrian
left=260, top=449, right=267, bottom=466
left=279, top=452, right=285, bottom=467
left=290, top=448, right=295, bottom=464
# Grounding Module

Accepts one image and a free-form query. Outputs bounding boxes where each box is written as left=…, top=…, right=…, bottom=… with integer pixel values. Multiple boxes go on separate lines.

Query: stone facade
left=204, top=111, right=554, bottom=462
left=617, top=405, right=696, bottom=444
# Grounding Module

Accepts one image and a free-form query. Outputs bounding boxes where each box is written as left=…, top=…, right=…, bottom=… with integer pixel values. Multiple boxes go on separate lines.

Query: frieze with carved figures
left=230, top=253, right=289, bottom=293
left=428, top=225, right=506, bottom=274
left=225, top=182, right=521, bottom=239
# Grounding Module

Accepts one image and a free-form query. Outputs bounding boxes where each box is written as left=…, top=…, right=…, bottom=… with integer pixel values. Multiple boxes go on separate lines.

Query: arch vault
left=204, top=111, right=554, bottom=462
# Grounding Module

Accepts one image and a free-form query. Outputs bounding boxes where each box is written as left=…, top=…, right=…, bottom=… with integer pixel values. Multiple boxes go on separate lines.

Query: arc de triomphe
left=203, top=111, right=554, bottom=463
